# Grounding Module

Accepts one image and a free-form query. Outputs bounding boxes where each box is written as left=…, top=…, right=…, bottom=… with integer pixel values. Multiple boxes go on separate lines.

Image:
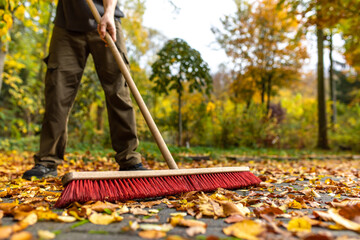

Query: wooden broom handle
left=86, top=0, right=178, bottom=169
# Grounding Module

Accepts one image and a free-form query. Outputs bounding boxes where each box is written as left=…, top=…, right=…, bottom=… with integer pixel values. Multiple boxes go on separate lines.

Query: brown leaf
left=130, top=208, right=149, bottom=215
left=138, top=230, right=166, bottom=239
left=186, top=226, right=206, bottom=237
left=10, top=231, right=33, bottom=240
left=224, top=214, right=247, bottom=223
left=140, top=200, right=163, bottom=208
left=254, top=206, right=283, bottom=217
left=86, top=201, right=120, bottom=213
left=221, top=202, right=249, bottom=217
left=302, top=232, right=334, bottom=240
left=0, top=202, right=18, bottom=215
left=337, top=203, right=360, bottom=224
left=178, top=219, right=207, bottom=228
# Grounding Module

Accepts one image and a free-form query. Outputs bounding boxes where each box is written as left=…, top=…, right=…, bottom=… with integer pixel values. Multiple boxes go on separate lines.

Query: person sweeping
left=23, top=0, right=147, bottom=180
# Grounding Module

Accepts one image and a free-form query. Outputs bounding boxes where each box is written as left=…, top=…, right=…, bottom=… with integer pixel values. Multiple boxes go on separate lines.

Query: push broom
left=54, top=0, right=261, bottom=208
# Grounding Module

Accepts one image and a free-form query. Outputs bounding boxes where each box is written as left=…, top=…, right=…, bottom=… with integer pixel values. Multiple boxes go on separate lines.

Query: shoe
left=22, top=164, right=58, bottom=180
left=120, top=163, right=148, bottom=171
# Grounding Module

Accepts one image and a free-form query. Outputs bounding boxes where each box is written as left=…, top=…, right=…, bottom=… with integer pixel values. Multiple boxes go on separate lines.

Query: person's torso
left=54, top=0, right=124, bottom=32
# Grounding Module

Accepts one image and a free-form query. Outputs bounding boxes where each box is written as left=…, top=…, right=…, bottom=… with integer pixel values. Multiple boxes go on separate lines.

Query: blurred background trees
left=1, top=0, right=360, bottom=152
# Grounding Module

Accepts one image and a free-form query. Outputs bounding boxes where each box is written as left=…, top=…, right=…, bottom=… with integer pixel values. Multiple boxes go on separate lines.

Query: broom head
left=55, top=167, right=261, bottom=208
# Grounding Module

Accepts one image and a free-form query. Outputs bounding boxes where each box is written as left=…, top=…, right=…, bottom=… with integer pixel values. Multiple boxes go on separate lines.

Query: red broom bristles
left=54, top=171, right=261, bottom=208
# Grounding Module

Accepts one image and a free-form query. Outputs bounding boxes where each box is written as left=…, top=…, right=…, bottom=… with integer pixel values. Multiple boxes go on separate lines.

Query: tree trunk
left=178, top=90, right=182, bottom=147
left=96, top=105, right=105, bottom=131
left=316, top=26, right=329, bottom=149
left=261, top=78, right=265, bottom=104
left=0, top=42, right=6, bottom=94
left=266, top=74, right=272, bottom=113
left=329, top=31, right=336, bottom=125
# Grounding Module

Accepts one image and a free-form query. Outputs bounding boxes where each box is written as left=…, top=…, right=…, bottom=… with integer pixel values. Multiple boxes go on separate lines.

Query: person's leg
left=87, top=21, right=143, bottom=169
left=23, top=27, right=89, bottom=179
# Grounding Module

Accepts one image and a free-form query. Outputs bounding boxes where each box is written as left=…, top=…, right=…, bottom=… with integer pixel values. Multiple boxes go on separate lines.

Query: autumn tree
left=278, top=0, right=353, bottom=149
left=150, top=38, right=212, bottom=146
left=213, top=0, right=307, bottom=112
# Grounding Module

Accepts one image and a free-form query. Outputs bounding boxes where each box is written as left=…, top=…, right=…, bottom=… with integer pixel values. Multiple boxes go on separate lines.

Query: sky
left=142, top=0, right=237, bottom=73
left=142, top=0, right=345, bottom=74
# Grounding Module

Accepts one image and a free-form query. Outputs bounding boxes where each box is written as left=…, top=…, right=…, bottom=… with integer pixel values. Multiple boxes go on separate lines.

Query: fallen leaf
left=138, top=230, right=166, bottom=239
left=178, top=219, right=207, bottom=228
left=88, top=212, right=123, bottom=225
left=116, top=205, right=129, bottom=214
left=9, top=231, right=33, bottom=240
left=287, top=217, right=312, bottom=233
left=302, top=232, right=334, bottom=240
left=140, top=200, right=162, bottom=208
left=221, top=201, right=250, bottom=217
left=223, top=220, right=264, bottom=240
left=313, top=211, right=333, bottom=222
left=20, top=212, right=38, bottom=226
left=57, top=215, right=77, bottom=223
left=224, top=214, right=247, bottom=223
left=185, top=226, right=206, bottom=237
left=0, top=202, right=18, bottom=214
left=86, top=201, right=120, bottom=213
left=130, top=208, right=149, bottom=215
left=35, top=210, right=59, bottom=221
left=0, top=226, right=13, bottom=239
left=288, top=200, right=303, bottom=209
left=37, top=230, right=56, bottom=240
left=139, top=224, right=173, bottom=232
left=165, top=236, right=188, bottom=240
left=328, top=208, right=360, bottom=232
left=254, top=206, right=283, bottom=217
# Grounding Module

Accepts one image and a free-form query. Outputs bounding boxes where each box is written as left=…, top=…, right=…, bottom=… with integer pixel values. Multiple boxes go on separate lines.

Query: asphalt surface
left=2, top=179, right=360, bottom=240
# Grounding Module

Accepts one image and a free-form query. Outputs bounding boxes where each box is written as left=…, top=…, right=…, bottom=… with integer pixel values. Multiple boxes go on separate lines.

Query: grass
left=0, top=136, right=354, bottom=161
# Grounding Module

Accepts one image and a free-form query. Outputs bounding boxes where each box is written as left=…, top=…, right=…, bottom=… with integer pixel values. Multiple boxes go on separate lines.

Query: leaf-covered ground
left=0, top=150, right=360, bottom=240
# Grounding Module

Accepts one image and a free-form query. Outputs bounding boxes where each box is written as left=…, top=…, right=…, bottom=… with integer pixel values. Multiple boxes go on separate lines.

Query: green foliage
left=330, top=103, right=360, bottom=151
left=150, top=38, right=212, bottom=95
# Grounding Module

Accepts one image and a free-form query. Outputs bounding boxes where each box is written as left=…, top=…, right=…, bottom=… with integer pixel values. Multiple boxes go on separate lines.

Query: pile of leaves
left=0, top=150, right=360, bottom=239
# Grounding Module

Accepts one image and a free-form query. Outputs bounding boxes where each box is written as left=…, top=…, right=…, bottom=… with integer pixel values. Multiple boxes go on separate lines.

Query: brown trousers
left=35, top=21, right=141, bottom=169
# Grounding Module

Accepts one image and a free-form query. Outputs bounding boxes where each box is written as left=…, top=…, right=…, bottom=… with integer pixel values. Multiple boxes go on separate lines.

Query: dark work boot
left=120, top=163, right=148, bottom=171
left=22, top=164, right=58, bottom=180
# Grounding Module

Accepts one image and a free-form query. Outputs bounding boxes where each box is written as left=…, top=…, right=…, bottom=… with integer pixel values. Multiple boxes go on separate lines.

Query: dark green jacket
left=54, top=0, right=124, bottom=32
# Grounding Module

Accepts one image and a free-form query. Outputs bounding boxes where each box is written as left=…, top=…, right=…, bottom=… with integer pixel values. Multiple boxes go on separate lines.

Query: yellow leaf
left=138, top=230, right=166, bottom=239
left=37, top=230, right=56, bottom=240
left=287, top=217, right=312, bottom=233
left=139, top=224, right=173, bottom=232
left=223, top=220, right=264, bottom=240
left=288, top=200, right=302, bottom=209
left=20, top=212, right=38, bottom=226
left=35, top=210, right=58, bottom=221
left=56, top=216, right=77, bottom=223
left=88, top=212, right=123, bottom=225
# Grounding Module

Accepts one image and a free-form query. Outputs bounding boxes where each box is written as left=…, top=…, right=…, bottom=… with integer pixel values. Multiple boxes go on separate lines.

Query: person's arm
left=98, top=0, right=117, bottom=42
